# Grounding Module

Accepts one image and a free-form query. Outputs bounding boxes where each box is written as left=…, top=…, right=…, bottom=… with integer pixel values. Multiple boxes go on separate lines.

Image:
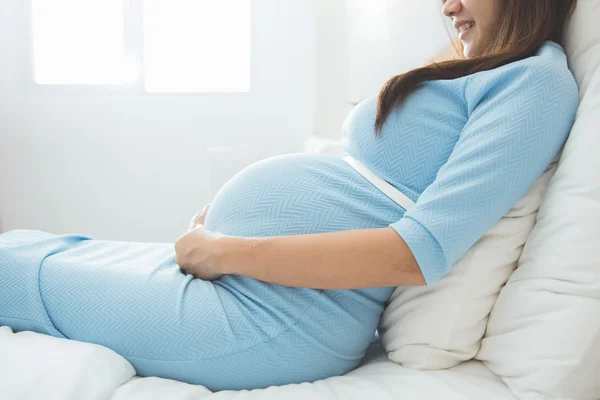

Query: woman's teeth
left=458, top=22, right=475, bottom=33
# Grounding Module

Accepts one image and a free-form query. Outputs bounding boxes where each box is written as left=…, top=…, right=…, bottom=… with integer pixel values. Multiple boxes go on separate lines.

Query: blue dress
left=0, top=41, right=579, bottom=391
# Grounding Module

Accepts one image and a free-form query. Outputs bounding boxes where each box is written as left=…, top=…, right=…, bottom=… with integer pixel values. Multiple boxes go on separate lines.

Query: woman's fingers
left=187, top=213, right=200, bottom=231
left=186, top=203, right=211, bottom=233
left=196, top=203, right=211, bottom=226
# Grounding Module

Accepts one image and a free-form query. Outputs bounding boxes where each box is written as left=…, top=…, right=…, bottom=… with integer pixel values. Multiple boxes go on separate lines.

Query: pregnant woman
left=0, top=0, right=579, bottom=392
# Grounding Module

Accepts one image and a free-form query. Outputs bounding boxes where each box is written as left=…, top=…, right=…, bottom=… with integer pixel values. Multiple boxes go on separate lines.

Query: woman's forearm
left=214, top=228, right=426, bottom=289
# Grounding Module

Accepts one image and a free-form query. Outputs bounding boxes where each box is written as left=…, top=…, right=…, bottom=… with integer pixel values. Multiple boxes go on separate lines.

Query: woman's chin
left=462, top=43, right=476, bottom=59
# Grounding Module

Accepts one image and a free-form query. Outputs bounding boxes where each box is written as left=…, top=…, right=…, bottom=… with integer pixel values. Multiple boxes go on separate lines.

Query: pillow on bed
left=377, top=160, right=558, bottom=370
left=475, top=1, right=600, bottom=399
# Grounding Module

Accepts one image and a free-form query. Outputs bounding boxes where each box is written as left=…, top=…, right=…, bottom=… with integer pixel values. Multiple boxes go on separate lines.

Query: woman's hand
left=187, top=203, right=211, bottom=232
left=175, top=224, right=225, bottom=281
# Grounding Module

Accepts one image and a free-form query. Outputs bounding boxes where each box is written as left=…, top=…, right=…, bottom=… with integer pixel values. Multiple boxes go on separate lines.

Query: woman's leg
left=0, top=230, right=87, bottom=337
left=0, top=229, right=366, bottom=391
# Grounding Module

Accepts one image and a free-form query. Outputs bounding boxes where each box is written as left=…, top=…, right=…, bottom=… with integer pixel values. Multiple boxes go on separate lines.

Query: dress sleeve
left=390, top=59, right=579, bottom=286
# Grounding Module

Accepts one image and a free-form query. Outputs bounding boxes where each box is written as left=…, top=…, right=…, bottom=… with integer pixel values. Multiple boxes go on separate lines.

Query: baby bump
left=203, top=153, right=405, bottom=238
left=205, top=153, right=401, bottom=342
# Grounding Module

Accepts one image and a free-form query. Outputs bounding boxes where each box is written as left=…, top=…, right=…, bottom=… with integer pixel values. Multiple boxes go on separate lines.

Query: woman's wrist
left=212, top=234, right=254, bottom=276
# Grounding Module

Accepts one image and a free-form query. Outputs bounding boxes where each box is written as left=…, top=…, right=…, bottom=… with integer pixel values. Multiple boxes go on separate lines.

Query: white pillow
left=475, top=1, right=600, bottom=399
left=0, top=326, right=135, bottom=400
left=377, top=161, right=558, bottom=370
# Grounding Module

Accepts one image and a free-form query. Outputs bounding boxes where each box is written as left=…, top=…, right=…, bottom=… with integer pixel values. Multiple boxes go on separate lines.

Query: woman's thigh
left=37, top=237, right=308, bottom=361
left=126, top=289, right=379, bottom=391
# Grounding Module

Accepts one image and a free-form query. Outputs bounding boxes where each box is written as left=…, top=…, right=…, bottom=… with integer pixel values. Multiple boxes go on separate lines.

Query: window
left=29, top=0, right=251, bottom=93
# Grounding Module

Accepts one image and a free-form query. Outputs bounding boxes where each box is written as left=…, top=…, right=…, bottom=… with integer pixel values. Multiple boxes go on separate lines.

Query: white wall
left=345, top=0, right=451, bottom=103
left=313, top=0, right=353, bottom=141
left=0, top=0, right=317, bottom=242
left=313, top=0, right=452, bottom=141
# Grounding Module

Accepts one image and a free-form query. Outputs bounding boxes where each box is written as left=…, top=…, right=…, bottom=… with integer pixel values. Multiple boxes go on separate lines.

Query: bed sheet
left=0, top=326, right=515, bottom=400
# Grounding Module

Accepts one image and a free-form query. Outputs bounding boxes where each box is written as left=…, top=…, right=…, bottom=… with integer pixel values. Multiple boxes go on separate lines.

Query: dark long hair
left=375, top=0, right=578, bottom=135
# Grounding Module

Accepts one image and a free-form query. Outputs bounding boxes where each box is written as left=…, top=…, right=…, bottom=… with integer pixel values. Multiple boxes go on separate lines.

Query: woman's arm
left=221, top=227, right=424, bottom=289
left=177, top=226, right=425, bottom=289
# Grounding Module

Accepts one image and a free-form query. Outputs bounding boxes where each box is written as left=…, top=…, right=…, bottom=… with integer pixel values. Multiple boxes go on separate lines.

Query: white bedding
left=0, top=326, right=515, bottom=400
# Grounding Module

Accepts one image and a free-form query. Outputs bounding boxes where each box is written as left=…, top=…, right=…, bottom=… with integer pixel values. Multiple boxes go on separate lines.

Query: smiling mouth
left=458, top=21, right=475, bottom=33
left=457, top=21, right=475, bottom=39
left=457, top=21, right=475, bottom=33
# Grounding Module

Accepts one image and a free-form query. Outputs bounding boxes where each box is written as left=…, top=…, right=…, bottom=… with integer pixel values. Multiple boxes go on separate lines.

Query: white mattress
left=0, top=326, right=515, bottom=400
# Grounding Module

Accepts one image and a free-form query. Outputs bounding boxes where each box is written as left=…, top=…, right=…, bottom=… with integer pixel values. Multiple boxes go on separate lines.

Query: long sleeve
left=390, top=53, right=580, bottom=286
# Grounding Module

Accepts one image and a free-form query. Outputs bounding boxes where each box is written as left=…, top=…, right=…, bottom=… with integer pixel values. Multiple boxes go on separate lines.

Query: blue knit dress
left=0, top=41, right=578, bottom=391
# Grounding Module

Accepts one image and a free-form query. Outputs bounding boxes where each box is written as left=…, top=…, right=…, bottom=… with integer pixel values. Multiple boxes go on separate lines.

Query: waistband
left=343, top=155, right=416, bottom=211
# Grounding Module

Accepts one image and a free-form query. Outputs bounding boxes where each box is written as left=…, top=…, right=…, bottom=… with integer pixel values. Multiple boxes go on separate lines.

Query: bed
left=0, top=327, right=515, bottom=400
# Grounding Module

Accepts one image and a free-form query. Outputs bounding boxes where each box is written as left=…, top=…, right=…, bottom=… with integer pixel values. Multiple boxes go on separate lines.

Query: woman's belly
left=206, top=153, right=402, bottom=345
left=203, top=153, right=406, bottom=237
